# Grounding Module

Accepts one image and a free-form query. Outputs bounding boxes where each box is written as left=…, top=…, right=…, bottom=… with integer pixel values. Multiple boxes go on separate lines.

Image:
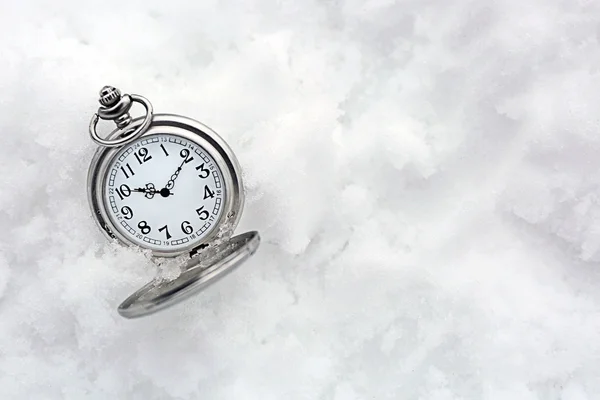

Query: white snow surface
left=1, top=0, right=600, bottom=398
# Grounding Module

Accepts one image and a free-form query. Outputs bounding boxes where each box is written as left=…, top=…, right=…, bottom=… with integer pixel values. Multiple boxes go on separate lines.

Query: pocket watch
left=87, top=86, right=260, bottom=318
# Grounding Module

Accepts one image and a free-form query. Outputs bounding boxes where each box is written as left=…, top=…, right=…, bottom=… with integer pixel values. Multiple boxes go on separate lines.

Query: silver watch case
left=88, top=113, right=260, bottom=319
left=88, top=114, right=244, bottom=258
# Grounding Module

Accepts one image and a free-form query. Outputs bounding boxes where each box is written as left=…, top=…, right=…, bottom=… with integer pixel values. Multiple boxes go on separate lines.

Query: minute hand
left=164, top=149, right=193, bottom=190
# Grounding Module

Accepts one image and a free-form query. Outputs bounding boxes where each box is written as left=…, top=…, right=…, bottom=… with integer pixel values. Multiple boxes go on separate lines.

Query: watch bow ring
left=86, top=86, right=260, bottom=318
left=88, top=86, right=154, bottom=148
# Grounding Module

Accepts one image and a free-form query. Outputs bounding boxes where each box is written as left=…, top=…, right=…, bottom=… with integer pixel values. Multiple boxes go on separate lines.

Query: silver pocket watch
left=87, top=86, right=260, bottom=318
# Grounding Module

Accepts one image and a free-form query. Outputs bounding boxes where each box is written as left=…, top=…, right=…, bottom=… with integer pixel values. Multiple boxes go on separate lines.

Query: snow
left=1, top=0, right=600, bottom=398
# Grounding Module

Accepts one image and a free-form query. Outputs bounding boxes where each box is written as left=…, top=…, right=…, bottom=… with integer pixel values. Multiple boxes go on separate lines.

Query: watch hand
left=132, top=185, right=175, bottom=199
left=133, top=187, right=157, bottom=193
left=133, top=183, right=159, bottom=199
left=164, top=164, right=183, bottom=190
left=163, top=149, right=191, bottom=192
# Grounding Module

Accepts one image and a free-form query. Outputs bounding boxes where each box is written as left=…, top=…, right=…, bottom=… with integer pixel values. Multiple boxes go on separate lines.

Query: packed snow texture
left=1, top=0, right=600, bottom=398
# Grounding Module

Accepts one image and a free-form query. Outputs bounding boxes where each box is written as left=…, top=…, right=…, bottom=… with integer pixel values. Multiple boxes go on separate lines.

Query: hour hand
left=133, top=183, right=158, bottom=199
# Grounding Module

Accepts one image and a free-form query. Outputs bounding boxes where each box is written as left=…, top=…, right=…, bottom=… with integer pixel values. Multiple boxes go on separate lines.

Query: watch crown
left=99, top=86, right=121, bottom=107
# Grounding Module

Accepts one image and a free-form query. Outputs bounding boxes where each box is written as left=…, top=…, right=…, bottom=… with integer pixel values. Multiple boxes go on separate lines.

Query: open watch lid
left=118, top=231, right=260, bottom=318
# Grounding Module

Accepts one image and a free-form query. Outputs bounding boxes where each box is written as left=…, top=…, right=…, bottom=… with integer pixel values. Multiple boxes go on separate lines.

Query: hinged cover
left=118, top=231, right=260, bottom=318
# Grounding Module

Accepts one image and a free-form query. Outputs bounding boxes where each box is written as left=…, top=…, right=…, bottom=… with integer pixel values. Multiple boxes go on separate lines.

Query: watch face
left=103, top=133, right=226, bottom=252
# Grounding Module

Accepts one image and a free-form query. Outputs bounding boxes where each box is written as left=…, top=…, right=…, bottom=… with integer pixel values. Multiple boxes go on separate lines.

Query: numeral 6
left=181, top=221, right=193, bottom=234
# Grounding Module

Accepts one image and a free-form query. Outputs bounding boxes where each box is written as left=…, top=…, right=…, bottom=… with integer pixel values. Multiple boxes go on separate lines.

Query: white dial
left=103, top=133, right=226, bottom=252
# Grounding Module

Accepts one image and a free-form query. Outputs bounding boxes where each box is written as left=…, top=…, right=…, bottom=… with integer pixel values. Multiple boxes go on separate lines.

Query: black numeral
left=160, top=144, right=169, bottom=157
left=180, top=149, right=194, bottom=164
left=196, top=206, right=209, bottom=221
left=181, top=221, right=193, bottom=235
left=116, top=184, right=131, bottom=200
left=196, top=163, right=210, bottom=178
left=121, top=206, right=133, bottom=220
left=203, top=185, right=215, bottom=200
left=138, top=221, right=151, bottom=234
left=158, top=225, right=172, bottom=239
left=134, top=147, right=152, bottom=164
left=121, top=163, right=135, bottom=179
